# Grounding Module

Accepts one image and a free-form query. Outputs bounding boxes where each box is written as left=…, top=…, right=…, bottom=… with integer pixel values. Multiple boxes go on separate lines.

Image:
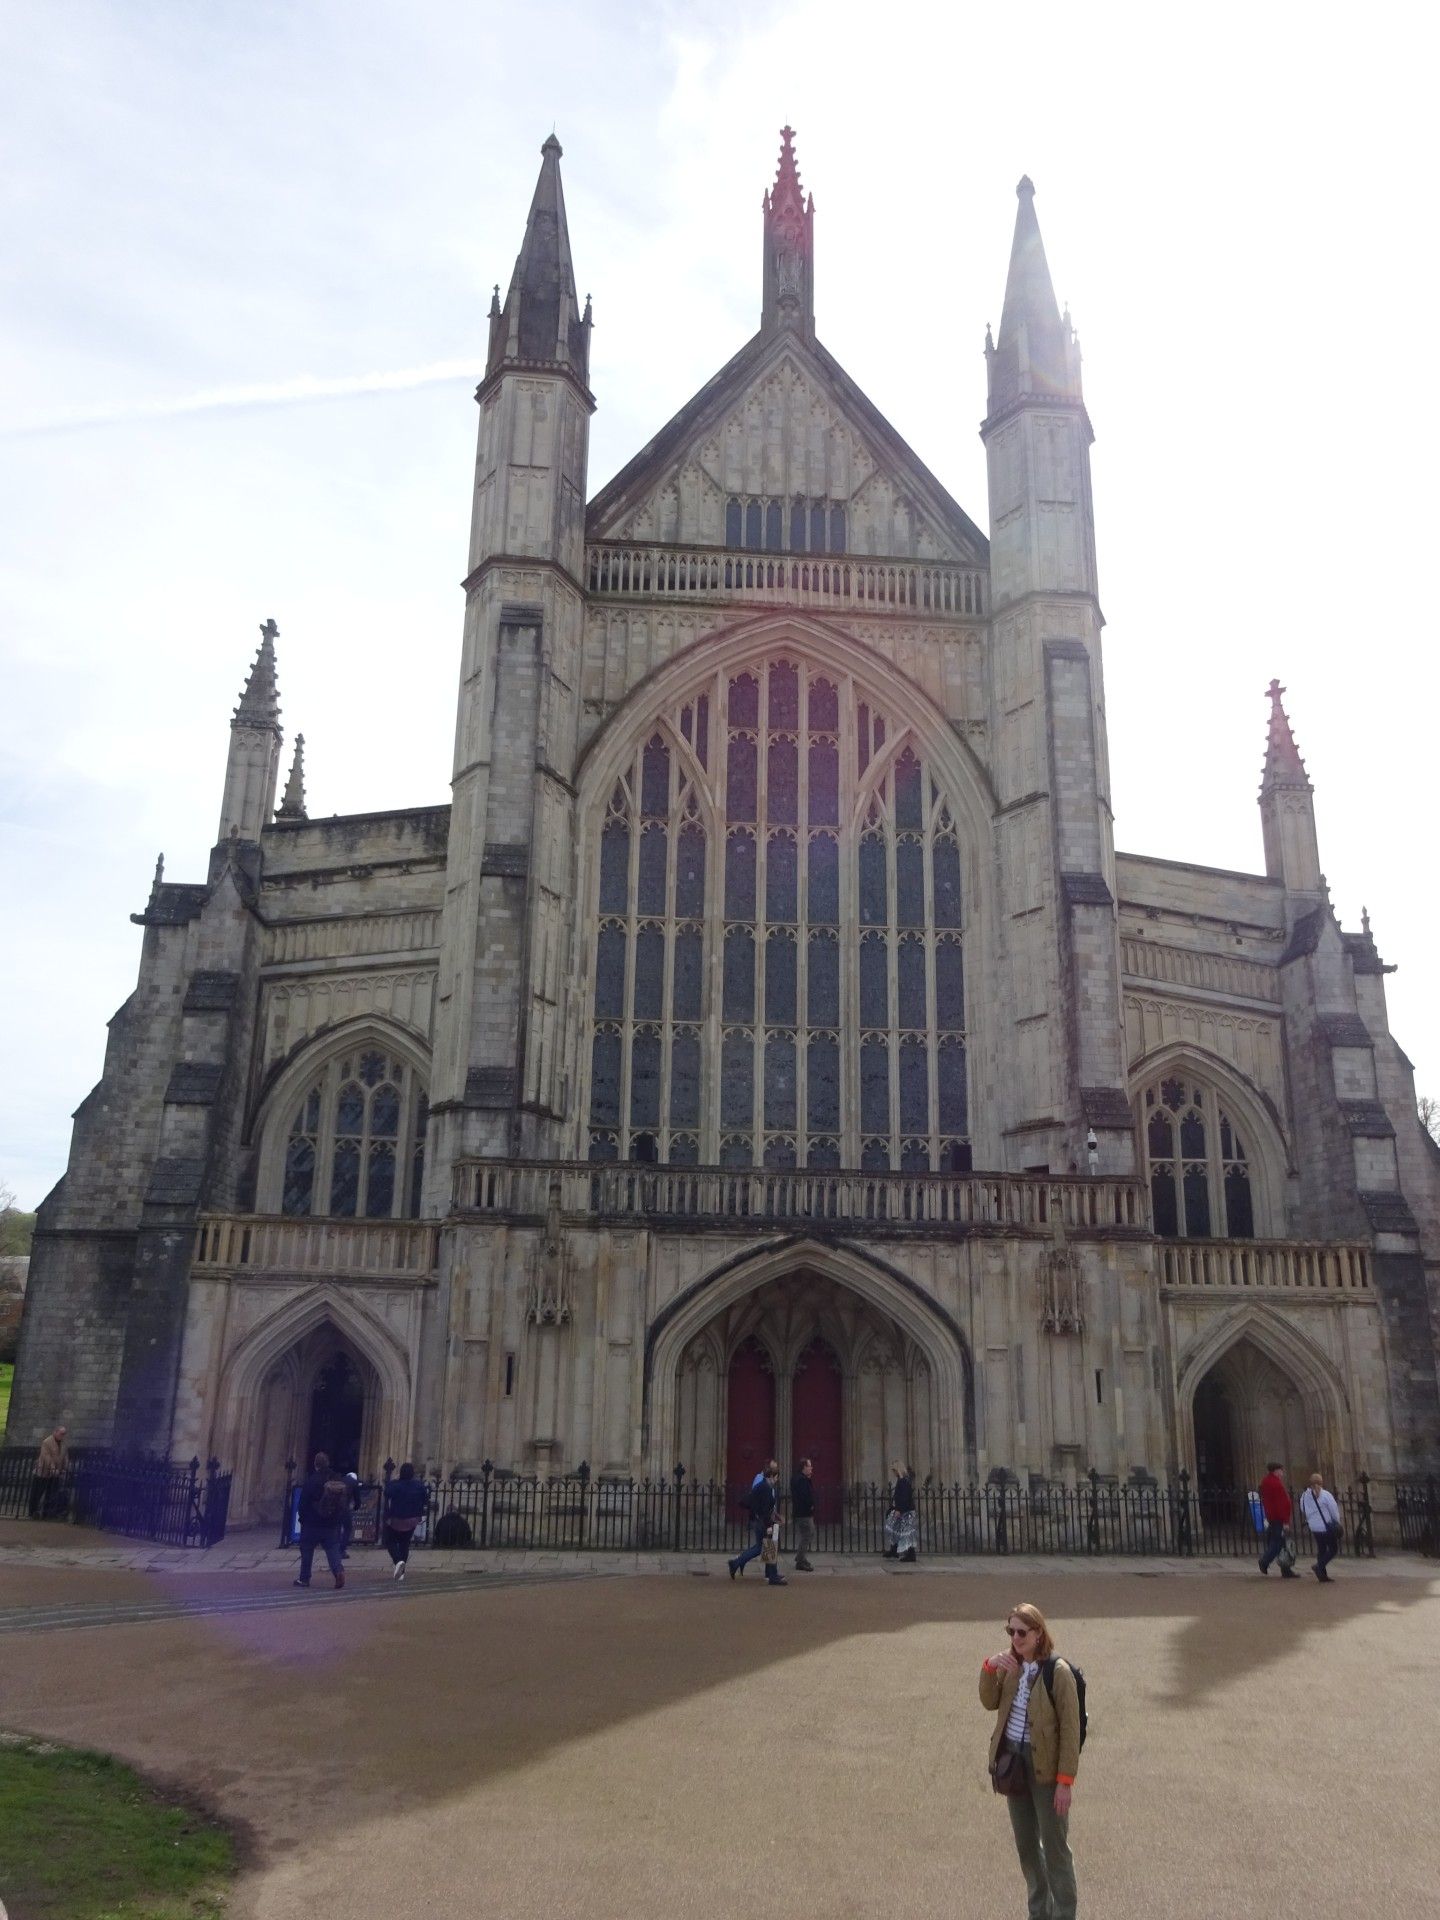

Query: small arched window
left=1139, top=1074, right=1255, bottom=1240
left=278, top=1046, right=428, bottom=1220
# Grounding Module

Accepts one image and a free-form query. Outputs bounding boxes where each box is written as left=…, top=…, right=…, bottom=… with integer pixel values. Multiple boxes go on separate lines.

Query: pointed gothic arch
left=1174, top=1302, right=1356, bottom=1482
left=210, top=1282, right=416, bottom=1520
left=644, top=1235, right=974, bottom=1480
left=1128, top=1042, right=1289, bottom=1239
left=252, top=1017, right=432, bottom=1219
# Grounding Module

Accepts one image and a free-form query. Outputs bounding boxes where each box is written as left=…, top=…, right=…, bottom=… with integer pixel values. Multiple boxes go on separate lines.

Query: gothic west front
left=10, top=132, right=1439, bottom=1525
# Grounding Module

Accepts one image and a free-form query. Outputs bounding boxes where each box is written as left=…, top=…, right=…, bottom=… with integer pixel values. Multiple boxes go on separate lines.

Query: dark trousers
left=1258, top=1519, right=1288, bottom=1570
left=1313, top=1528, right=1339, bottom=1579
left=28, top=1475, right=52, bottom=1519
left=384, top=1525, right=416, bottom=1566
left=732, top=1522, right=767, bottom=1574
left=298, top=1525, right=343, bottom=1582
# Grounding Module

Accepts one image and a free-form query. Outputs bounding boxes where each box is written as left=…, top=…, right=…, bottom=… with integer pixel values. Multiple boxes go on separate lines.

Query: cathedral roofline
left=586, top=325, right=988, bottom=563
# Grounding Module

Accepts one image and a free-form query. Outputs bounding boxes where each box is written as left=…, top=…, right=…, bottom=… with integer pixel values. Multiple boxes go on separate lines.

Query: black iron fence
left=283, top=1462, right=1382, bottom=1560
left=1396, top=1480, right=1440, bottom=1557
left=0, top=1448, right=232, bottom=1547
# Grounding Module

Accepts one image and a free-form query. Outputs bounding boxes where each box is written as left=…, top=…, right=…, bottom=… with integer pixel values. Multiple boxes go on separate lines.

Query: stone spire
left=234, top=618, right=281, bottom=728
left=276, top=731, right=307, bottom=820
left=761, top=125, right=815, bottom=335
left=485, top=134, right=591, bottom=385
left=217, top=618, right=284, bottom=845
left=1258, top=678, right=1322, bottom=895
left=986, top=177, right=1080, bottom=413
left=1259, top=677, right=1311, bottom=793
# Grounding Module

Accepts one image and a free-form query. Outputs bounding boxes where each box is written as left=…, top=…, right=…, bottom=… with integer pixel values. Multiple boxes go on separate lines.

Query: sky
left=2, top=0, right=1437, bottom=1208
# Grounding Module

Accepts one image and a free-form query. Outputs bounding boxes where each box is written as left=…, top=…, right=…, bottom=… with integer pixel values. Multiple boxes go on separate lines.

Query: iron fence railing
left=280, top=1462, right=1383, bottom=1561
left=1396, top=1479, right=1440, bottom=1557
left=0, top=1448, right=232, bottom=1547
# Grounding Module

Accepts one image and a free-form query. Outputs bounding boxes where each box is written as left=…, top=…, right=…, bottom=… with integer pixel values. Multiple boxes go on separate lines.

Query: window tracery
left=279, top=1047, right=428, bottom=1219
left=1138, top=1074, right=1254, bottom=1239
left=586, top=657, right=970, bottom=1170
left=725, top=495, right=846, bottom=553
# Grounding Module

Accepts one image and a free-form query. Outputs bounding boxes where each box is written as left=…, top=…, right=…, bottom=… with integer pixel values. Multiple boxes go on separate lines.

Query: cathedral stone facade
left=11, top=132, right=1440, bottom=1524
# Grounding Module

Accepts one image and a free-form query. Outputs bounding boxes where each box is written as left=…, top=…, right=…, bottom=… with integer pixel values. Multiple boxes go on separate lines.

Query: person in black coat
left=294, top=1451, right=346, bottom=1589
left=382, top=1462, right=428, bottom=1582
left=728, top=1467, right=787, bottom=1586
left=790, top=1456, right=817, bottom=1572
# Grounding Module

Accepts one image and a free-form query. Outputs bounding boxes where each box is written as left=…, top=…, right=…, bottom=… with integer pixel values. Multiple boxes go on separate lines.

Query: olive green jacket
left=978, top=1657, right=1082, bottom=1784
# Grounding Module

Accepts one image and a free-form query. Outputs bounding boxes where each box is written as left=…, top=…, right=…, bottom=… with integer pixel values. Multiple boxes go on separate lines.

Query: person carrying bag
left=1300, top=1472, right=1343, bottom=1583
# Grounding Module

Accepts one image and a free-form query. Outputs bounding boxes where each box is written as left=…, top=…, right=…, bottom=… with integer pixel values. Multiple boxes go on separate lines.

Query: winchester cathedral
left=11, top=131, right=1440, bottom=1523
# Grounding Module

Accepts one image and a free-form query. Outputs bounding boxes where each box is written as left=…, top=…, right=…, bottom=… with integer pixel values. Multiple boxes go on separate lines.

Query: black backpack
left=1041, top=1657, right=1088, bottom=1749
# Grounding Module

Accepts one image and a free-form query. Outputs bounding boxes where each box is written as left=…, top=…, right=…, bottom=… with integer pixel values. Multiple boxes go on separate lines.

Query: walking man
left=729, top=1465, right=787, bottom=1586
left=293, top=1451, right=347, bottom=1590
left=28, top=1425, right=68, bottom=1520
left=1257, top=1461, right=1298, bottom=1578
left=790, top=1455, right=816, bottom=1572
left=1301, top=1472, right=1343, bottom=1583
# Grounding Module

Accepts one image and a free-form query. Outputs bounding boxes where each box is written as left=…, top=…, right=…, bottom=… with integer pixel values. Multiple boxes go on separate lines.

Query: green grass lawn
left=0, top=1361, right=13, bottom=1433
left=0, top=1735, right=236, bottom=1919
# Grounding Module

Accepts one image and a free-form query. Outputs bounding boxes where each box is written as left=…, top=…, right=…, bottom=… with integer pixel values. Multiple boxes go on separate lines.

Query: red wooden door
left=726, top=1338, right=775, bottom=1514
left=791, top=1338, right=843, bottom=1522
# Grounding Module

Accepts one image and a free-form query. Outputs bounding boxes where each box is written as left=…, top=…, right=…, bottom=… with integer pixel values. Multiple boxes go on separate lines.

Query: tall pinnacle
left=234, top=618, right=281, bottom=731
left=761, top=125, right=815, bottom=334
left=1259, top=678, right=1311, bottom=793
left=987, top=177, right=1077, bottom=411
left=276, top=731, right=307, bottom=819
left=485, top=133, right=591, bottom=384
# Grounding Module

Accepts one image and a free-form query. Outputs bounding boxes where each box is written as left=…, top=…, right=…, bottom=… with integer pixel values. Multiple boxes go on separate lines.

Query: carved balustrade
left=193, top=1214, right=438, bottom=1280
left=452, top=1159, right=1148, bottom=1234
left=586, top=542, right=986, bottom=618
left=1159, top=1239, right=1372, bottom=1292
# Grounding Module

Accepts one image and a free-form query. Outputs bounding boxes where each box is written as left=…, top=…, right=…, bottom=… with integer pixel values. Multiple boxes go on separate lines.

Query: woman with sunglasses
left=979, top=1603, right=1080, bottom=1920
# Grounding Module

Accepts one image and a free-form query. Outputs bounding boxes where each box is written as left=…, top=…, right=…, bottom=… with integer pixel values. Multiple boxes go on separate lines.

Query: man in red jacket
left=1257, top=1462, right=1298, bottom=1577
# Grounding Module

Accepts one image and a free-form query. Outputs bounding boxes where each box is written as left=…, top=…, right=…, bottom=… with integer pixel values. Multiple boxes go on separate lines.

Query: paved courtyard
left=1, top=1531, right=1437, bottom=1919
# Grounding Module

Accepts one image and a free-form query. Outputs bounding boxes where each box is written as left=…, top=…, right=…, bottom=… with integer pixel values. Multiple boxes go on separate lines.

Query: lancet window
left=586, top=658, right=970, bottom=1170
left=280, top=1047, right=428, bottom=1219
left=724, top=496, right=846, bottom=554
left=1138, top=1075, right=1254, bottom=1239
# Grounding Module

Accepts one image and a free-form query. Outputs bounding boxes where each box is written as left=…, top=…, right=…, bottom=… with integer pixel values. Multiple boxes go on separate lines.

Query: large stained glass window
left=586, top=658, right=969, bottom=1170
left=279, top=1047, right=428, bottom=1219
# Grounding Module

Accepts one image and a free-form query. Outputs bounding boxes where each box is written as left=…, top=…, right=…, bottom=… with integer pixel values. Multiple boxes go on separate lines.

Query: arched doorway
left=244, top=1326, right=380, bottom=1522
left=725, top=1337, right=776, bottom=1506
left=1191, top=1336, right=1311, bottom=1490
left=791, top=1338, right=842, bottom=1520
left=666, top=1254, right=969, bottom=1492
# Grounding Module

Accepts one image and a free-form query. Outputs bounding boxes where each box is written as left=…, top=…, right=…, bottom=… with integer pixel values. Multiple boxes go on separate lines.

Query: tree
left=1420, top=1096, right=1440, bottom=1146
left=0, top=1181, right=37, bottom=1258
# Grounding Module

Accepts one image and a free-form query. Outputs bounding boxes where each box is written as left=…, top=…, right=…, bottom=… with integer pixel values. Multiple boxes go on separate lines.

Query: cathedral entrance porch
left=653, top=1243, right=974, bottom=1490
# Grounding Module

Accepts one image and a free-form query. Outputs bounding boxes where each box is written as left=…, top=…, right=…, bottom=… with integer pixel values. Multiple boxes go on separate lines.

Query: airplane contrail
left=4, top=359, right=479, bottom=437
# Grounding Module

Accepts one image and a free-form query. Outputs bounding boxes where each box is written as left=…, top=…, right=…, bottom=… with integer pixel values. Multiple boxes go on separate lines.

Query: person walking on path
left=1300, top=1472, right=1343, bottom=1582
left=1257, top=1462, right=1298, bottom=1577
left=293, top=1451, right=347, bottom=1590
left=382, top=1463, right=428, bottom=1582
left=883, top=1460, right=917, bottom=1562
left=979, top=1602, right=1081, bottom=1920
left=790, top=1456, right=816, bottom=1572
left=28, top=1425, right=68, bottom=1519
left=729, top=1466, right=787, bottom=1585
left=339, top=1472, right=361, bottom=1559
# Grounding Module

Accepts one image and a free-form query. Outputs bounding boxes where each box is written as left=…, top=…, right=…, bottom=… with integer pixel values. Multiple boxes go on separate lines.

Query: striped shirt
left=1005, top=1661, right=1040, bottom=1745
